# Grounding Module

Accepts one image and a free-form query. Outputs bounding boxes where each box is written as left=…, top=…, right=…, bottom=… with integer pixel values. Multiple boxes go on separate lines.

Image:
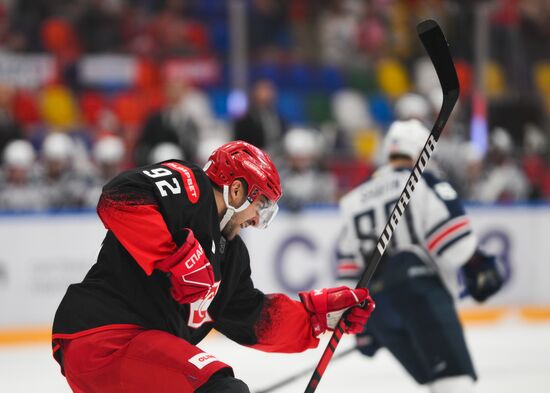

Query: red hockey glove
left=157, top=229, right=215, bottom=304
left=299, top=286, right=375, bottom=337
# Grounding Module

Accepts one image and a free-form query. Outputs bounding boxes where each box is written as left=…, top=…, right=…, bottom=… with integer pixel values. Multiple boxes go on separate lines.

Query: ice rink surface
left=1, top=319, right=549, bottom=393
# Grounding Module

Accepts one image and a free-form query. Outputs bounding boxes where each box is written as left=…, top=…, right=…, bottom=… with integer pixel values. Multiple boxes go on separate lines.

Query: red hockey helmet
left=204, top=141, right=282, bottom=228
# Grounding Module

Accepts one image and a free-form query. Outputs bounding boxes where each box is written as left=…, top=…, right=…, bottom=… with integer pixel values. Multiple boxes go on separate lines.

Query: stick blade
left=417, top=19, right=459, bottom=98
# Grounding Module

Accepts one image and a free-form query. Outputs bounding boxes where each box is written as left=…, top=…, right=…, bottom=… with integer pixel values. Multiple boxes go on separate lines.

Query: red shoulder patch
left=162, top=162, right=200, bottom=203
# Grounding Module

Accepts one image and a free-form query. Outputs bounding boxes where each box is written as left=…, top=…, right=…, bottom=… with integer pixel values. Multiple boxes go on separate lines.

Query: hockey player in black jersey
left=52, top=140, right=375, bottom=393
left=337, top=120, right=503, bottom=393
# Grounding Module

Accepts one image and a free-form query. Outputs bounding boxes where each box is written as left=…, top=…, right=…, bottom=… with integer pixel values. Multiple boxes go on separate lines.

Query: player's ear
left=229, top=179, right=247, bottom=206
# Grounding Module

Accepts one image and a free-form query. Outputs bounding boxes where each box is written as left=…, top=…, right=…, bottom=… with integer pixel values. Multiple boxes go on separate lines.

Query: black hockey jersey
left=52, top=160, right=318, bottom=371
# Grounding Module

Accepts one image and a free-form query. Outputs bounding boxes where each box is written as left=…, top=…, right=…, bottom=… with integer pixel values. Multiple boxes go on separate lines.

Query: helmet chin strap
left=219, top=185, right=251, bottom=231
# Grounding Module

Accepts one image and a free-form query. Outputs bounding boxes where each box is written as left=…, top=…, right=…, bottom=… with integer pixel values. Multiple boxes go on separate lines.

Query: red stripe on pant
left=58, top=327, right=232, bottom=393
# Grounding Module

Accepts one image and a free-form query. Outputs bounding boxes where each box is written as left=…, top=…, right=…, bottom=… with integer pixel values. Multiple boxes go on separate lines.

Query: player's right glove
left=157, top=229, right=215, bottom=304
left=462, top=249, right=504, bottom=302
left=299, top=286, right=375, bottom=337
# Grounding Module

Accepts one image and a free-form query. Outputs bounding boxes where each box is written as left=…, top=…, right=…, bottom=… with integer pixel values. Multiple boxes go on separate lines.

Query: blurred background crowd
left=1, top=0, right=550, bottom=212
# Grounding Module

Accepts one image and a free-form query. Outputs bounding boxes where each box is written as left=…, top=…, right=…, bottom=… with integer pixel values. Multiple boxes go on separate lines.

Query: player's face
left=222, top=195, right=269, bottom=240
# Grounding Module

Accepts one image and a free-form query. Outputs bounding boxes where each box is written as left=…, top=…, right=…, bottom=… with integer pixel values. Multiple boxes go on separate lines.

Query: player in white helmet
left=148, top=142, right=184, bottom=164
left=471, top=127, right=529, bottom=202
left=279, top=127, right=337, bottom=211
left=3, top=139, right=36, bottom=174
left=0, top=139, right=47, bottom=210
left=84, top=135, right=127, bottom=207
left=394, top=93, right=431, bottom=124
left=93, top=135, right=126, bottom=176
left=336, top=119, right=503, bottom=393
left=40, top=132, right=88, bottom=209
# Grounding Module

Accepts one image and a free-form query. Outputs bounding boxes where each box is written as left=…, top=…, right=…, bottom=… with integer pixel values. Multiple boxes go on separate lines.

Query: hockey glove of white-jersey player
left=299, top=286, right=375, bottom=337
left=462, top=249, right=504, bottom=302
left=157, top=229, right=215, bottom=304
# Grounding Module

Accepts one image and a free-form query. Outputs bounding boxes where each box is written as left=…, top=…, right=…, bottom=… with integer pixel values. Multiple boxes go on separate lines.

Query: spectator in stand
left=10, top=0, right=57, bottom=52
left=148, top=141, right=184, bottom=164
left=519, top=0, right=550, bottom=64
left=40, top=132, right=88, bottom=209
left=327, top=88, right=373, bottom=156
left=249, top=0, right=290, bottom=60
left=135, top=79, right=212, bottom=166
left=0, top=139, right=46, bottom=211
left=472, top=127, right=529, bottom=202
left=150, top=0, right=210, bottom=58
left=318, top=0, right=360, bottom=67
left=0, top=85, right=23, bottom=155
left=0, top=3, right=14, bottom=50
left=279, top=127, right=337, bottom=212
left=233, top=78, right=287, bottom=157
left=355, top=5, right=388, bottom=62
left=521, top=124, right=548, bottom=200
left=393, top=92, right=432, bottom=125
left=76, top=0, right=124, bottom=53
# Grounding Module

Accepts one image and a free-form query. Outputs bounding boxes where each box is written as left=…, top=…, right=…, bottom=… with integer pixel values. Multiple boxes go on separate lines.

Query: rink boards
left=1, top=205, right=549, bottom=342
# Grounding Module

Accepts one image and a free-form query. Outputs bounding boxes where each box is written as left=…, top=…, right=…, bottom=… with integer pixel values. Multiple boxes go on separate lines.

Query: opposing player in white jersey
left=337, top=119, right=503, bottom=393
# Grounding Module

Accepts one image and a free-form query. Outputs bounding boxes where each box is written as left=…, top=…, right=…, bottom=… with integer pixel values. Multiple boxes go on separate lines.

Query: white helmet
left=3, top=140, right=36, bottom=168
left=490, top=127, right=513, bottom=154
left=523, top=124, right=546, bottom=155
left=42, top=132, right=74, bottom=162
left=148, top=142, right=184, bottom=164
left=197, top=136, right=228, bottom=166
left=394, top=93, right=430, bottom=122
left=332, top=89, right=372, bottom=132
left=93, top=136, right=125, bottom=165
left=384, top=119, right=430, bottom=160
left=283, top=127, right=322, bottom=158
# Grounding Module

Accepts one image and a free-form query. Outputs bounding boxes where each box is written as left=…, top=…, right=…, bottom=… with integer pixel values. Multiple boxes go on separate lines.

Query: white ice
left=1, top=319, right=549, bottom=393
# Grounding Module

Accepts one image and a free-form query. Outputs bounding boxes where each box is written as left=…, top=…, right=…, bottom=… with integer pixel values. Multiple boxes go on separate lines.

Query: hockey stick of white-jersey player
left=254, top=346, right=357, bottom=393
left=303, top=19, right=460, bottom=393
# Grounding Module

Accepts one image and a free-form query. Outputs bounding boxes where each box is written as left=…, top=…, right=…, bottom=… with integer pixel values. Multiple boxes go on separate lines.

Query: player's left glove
left=299, top=286, right=375, bottom=337
left=156, top=229, right=215, bottom=304
left=462, top=249, right=504, bottom=302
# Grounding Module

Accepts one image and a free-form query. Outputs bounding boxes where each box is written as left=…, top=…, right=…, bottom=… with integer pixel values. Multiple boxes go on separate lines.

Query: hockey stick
left=254, top=347, right=357, bottom=393
left=303, top=19, right=459, bottom=393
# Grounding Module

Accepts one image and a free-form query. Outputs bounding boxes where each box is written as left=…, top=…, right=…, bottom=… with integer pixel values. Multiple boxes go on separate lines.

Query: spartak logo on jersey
left=162, top=162, right=200, bottom=203
left=188, top=281, right=220, bottom=328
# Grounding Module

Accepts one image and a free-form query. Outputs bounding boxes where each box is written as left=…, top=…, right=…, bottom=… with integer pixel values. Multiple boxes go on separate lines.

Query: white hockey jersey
left=337, top=165, right=477, bottom=296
